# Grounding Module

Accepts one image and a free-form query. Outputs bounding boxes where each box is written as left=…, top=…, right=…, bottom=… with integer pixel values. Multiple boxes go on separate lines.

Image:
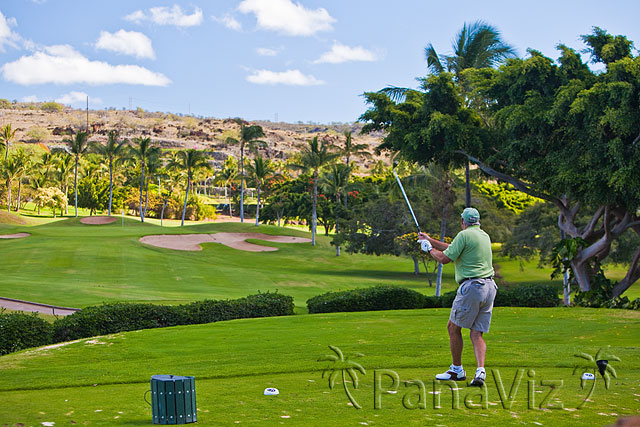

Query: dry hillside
left=0, top=102, right=388, bottom=170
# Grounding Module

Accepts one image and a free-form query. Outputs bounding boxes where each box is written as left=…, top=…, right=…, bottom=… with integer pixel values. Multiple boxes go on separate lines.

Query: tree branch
left=612, top=245, right=640, bottom=297
left=581, top=206, right=605, bottom=240
left=454, top=150, right=558, bottom=203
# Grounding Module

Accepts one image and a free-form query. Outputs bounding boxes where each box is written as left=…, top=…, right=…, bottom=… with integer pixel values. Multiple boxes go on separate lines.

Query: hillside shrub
left=0, top=311, right=53, bottom=355
left=53, top=292, right=294, bottom=342
left=41, top=102, right=63, bottom=113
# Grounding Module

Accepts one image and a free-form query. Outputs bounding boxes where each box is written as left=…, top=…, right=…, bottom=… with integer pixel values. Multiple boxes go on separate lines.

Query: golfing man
left=418, top=207, right=497, bottom=387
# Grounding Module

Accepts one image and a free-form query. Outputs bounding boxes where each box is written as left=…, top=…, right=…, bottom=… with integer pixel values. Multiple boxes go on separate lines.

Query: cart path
left=0, top=297, right=80, bottom=316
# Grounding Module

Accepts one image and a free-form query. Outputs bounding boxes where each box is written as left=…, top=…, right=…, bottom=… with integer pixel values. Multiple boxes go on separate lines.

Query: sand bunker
left=80, top=216, right=117, bottom=225
left=140, top=232, right=311, bottom=252
left=0, top=232, right=30, bottom=239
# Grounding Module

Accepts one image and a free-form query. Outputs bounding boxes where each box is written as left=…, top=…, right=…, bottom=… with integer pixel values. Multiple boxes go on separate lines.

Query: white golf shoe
left=435, top=365, right=466, bottom=381
left=470, top=368, right=486, bottom=387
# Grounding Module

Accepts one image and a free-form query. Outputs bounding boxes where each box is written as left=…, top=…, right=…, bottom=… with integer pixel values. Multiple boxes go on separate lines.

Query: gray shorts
left=449, top=278, right=497, bottom=333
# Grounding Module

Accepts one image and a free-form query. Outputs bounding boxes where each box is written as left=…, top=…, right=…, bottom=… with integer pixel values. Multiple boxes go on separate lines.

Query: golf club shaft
left=393, top=170, right=421, bottom=233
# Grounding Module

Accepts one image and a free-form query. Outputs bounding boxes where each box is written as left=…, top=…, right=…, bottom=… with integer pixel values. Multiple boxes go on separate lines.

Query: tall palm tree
left=95, top=131, right=128, bottom=216
left=338, top=131, right=369, bottom=209
left=55, top=153, right=74, bottom=215
left=226, top=123, right=266, bottom=223
left=214, top=157, right=238, bottom=217
left=320, top=163, right=353, bottom=256
left=12, top=148, right=30, bottom=212
left=289, top=136, right=339, bottom=246
left=246, top=153, right=276, bottom=226
left=425, top=21, right=516, bottom=207
left=168, top=149, right=211, bottom=226
left=2, top=155, right=24, bottom=212
left=144, top=153, right=162, bottom=220
left=130, top=137, right=159, bottom=222
left=64, top=131, right=91, bottom=217
left=1, top=124, right=17, bottom=161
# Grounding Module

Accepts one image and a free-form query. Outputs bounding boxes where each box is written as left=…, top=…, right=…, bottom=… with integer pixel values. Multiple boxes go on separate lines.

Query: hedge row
left=0, top=292, right=294, bottom=355
left=306, top=284, right=560, bottom=314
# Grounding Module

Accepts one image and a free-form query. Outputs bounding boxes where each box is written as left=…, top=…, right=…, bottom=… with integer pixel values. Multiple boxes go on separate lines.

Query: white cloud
left=238, top=0, right=335, bottom=36
left=256, top=47, right=279, bottom=57
left=212, top=14, right=242, bottom=31
left=125, top=5, right=203, bottom=27
left=95, top=30, right=155, bottom=59
left=0, top=10, right=20, bottom=51
left=22, top=95, right=40, bottom=102
left=314, top=42, right=379, bottom=64
left=56, top=91, right=102, bottom=106
left=247, top=69, right=324, bottom=86
left=1, top=45, right=171, bottom=86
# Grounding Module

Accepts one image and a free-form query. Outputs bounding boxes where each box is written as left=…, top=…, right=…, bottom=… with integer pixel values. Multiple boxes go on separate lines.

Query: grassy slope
left=1, top=214, right=637, bottom=310
left=0, top=307, right=638, bottom=425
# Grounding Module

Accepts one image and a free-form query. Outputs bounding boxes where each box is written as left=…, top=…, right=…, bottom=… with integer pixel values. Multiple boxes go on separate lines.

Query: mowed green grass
left=0, top=307, right=638, bottom=425
left=1, top=214, right=637, bottom=310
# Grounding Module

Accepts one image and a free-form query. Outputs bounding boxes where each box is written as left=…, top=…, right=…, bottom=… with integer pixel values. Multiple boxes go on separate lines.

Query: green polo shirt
left=442, top=225, right=494, bottom=284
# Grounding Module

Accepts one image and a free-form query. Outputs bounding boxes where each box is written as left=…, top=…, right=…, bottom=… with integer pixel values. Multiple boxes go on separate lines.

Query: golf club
left=392, top=162, right=421, bottom=233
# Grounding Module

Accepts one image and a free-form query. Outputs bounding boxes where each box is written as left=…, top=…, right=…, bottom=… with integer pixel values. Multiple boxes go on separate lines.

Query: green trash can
left=146, top=375, right=197, bottom=424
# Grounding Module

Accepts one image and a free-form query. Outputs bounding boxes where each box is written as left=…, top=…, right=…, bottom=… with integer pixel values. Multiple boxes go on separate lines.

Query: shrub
left=0, top=98, right=12, bottom=109
left=307, top=285, right=426, bottom=314
left=53, top=292, right=294, bottom=342
left=0, top=311, right=53, bottom=355
left=26, top=126, right=51, bottom=142
left=41, top=101, right=63, bottom=113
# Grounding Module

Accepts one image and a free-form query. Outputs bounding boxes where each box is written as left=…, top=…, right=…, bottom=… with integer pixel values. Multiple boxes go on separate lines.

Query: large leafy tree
left=425, top=20, right=516, bottom=206
left=95, top=131, right=127, bottom=216
left=1, top=154, right=24, bottom=212
left=130, top=137, right=159, bottom=222
left=226, top=122, right=266, bottom=223
left=361, top=28, right=640, bottom=298
left=63, top=131, right=91, bottom=217
left=289, top=136, right=339, bottom=246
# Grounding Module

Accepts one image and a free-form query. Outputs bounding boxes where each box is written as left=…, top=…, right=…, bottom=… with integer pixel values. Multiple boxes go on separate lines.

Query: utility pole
left=86, top=96, right=89, bottom=132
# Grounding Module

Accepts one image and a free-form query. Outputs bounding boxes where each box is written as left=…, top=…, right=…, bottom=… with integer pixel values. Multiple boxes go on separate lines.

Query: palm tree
left=289, top=136, right=339, bottom=246
left=214, top=157, right=238, bottom=217
left=1, top=124, right=17, bottom=161
left=1, top=154, right=24, bottom=212
left=246, top=153, right=276, bottom=226
left=95, top=131, right=127, bottom=216
left=56, top=154, right=74, bottom=215
left=425, top=21, right=516, bottom=207
left=64, top=131, right=91, bottom=217
left=130, top=137, right=159, bottom=222
left=226, top=123, right=266, bottom=223
left=168, top=149, right=211, bottom=226
left=12, top=148, right=30, bottom=212
left=320, top=163, right=353, bottom=256
left=338, top=131, right=369, bottom=209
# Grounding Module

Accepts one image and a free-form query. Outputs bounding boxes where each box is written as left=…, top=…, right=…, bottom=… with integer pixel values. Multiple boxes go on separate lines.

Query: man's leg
left=469, top=329, right=486, bottom=368
left=448, top=320, right=463, bottom=366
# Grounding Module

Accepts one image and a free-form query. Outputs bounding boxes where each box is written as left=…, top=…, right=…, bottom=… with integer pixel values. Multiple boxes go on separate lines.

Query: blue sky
left=1, top=0, right=638, bottom=123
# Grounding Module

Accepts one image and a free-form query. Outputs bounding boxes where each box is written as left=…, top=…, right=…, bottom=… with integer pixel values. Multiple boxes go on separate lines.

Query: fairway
left=0, top=307, right=638, bottom=425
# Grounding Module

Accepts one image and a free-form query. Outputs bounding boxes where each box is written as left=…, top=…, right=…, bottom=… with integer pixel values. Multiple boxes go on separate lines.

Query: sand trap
left=0, top=232, right=30, bottom=239
left=140, top=232, right=311, bottom=252
left=80, top=216, right=117, bottom=225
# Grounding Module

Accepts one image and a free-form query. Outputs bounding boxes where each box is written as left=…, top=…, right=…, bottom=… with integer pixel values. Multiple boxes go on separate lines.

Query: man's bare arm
left=429, top=249, right=452, bottom=265
left=418, top=232, right=449, bottom=252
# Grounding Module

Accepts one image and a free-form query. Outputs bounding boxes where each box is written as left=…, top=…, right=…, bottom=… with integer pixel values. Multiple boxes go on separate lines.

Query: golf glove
left=417, top=239, right=432, bottom=253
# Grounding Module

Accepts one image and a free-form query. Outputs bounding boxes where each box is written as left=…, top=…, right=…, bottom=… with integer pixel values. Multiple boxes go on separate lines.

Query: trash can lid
left=151, top=374, right=195, bottom=382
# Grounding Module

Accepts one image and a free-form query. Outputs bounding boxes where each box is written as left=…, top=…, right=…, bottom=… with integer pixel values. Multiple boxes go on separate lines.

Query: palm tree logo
left=319, top=345, right=366, bottom=409
left=573, top=347, right=620, bottom=408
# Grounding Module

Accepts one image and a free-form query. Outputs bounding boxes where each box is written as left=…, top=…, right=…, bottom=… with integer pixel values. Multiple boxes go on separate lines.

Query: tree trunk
left=6, top=180, right=11, bottom=213
left=139, top=164, right=145, bottom=222
left=312, top=170, right=318, bottom=246
left=161, top=199, right=167, bottom=227
left=74, top=157, right=78, bottom=217
left=240, top=145, right=245, bottom=223
left=143, top=176, right=149, bottom=220
left=16, top=180, right=22, bottom=212
left=108, top=157, right=113, bottom=216
left=412, top=256, right=420, bottom=275
left=465, top=160, right=471, bottom=208
left=64, top=181, right=68, bottom=215
left=255, top=185, right=260, bottom=226
left=181, top=170, right=190, bottom=226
